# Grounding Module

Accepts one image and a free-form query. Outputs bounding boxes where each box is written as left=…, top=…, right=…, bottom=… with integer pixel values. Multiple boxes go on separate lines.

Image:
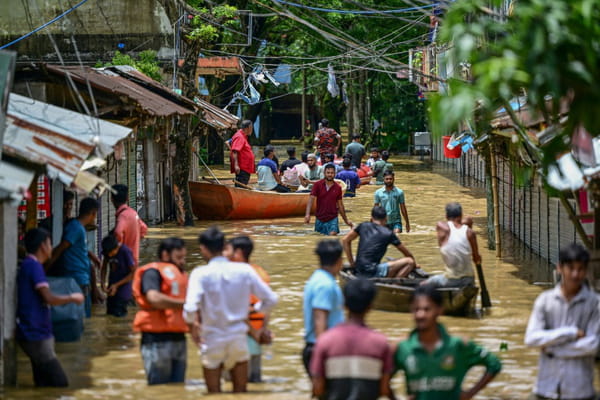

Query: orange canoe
left=189, top=181, right=315, bottom=220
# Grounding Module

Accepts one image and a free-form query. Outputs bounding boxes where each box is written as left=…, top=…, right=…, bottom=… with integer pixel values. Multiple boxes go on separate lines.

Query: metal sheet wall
left=432, top=136, right=586, bottom=264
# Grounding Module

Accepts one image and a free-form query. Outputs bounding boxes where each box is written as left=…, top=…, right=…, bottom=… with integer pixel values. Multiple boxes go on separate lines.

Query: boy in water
left=100, top=234, right=135, bottom=317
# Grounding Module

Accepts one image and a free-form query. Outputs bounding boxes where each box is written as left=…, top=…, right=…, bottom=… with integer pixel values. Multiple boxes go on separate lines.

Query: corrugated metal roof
left=0, top=160, right=35, bottom=206
left=45, top=64, right=195, bottom=118
left=5, top=93, right=132, bottom=186
left=110, top=65, right=239, bottom=130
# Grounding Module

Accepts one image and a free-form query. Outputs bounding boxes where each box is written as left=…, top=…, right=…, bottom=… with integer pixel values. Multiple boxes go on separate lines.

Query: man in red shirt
left=230, top=120, right=256, bottom=187
left=313, top=119, right=341, bottom=157
left=305, top=164, right=353, bottom=235
left=112, top=184, right=148, bottom=267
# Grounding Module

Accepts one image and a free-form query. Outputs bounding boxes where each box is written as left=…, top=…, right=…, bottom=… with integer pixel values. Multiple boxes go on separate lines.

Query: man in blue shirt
left=374, top=171, right=411, bottom=234
left=302, top=240, right=345, bottom=375
left=49, top=197, right=99, bottom=317
left=256, top=147, right=290, bottom=192
left=335, top=158, right=361, bottom=197
left=18, top=228, right=84, bottom=387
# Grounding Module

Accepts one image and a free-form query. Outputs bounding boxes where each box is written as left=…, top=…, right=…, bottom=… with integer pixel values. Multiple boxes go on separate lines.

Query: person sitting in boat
left=366, top=147, right=381, bottom=168
left=342, top=206, right=416, bottom=278
left=298, top=154, right=323, bottom=192
left=423, top=202, right=481, bottom=288
left=335, top=158, right=361, bottom=198
left=257, top=147, right=291, bottom=193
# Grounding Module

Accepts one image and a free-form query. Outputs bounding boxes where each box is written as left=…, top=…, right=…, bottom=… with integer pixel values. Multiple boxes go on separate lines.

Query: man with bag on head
left=132, top=237, right=188, bottom=385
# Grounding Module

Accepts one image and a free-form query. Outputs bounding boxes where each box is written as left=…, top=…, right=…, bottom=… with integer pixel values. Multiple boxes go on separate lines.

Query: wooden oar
left=475, top=263, right=492, bottom=308
left=233, top=180, right=256, bottom=191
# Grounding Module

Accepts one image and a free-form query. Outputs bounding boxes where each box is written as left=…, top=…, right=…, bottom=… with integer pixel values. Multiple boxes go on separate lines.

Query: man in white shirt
left=183, top=227, right=278, bottom=393
left=525, top=243, right=600, bottom=400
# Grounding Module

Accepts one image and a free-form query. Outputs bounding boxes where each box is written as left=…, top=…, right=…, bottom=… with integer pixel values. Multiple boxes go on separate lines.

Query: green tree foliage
left=103, top=50, right=162, bottom=82
left=429, top=0, right=600, bottom=171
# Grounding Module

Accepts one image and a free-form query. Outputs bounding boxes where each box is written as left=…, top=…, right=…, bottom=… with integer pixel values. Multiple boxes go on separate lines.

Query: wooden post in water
left=490, top=142, right=502, bottom=257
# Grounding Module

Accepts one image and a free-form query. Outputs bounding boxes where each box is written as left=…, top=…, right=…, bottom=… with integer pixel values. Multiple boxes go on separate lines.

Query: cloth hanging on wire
left=342, top=81, right=349, bottom=104
left=327, top=64, right=340, bottom=98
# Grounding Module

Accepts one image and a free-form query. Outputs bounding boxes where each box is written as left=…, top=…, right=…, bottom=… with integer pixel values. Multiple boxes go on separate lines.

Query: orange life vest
left=132, top=262, right=189, bottom=333
left=249, top=264, right=270, bottom=331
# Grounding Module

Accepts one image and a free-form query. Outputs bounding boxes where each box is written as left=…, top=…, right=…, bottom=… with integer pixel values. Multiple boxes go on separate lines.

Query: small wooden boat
left=189, top=180, right=316, bottom=220
left=357, top=165, right=372, bottom=185
left=339, top=270, right=478, bottom=316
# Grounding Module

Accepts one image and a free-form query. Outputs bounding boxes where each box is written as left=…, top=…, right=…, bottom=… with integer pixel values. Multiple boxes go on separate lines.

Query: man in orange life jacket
left=132, top=237, right=188, bottom=385
left=224, top=236, right=272, bottom=383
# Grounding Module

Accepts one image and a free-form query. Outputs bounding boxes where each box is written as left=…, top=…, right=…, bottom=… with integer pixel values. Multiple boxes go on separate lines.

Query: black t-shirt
left=140, top=269, right=185, bottom=344
left=354, top=222, right=400, bottom=277
left=280, top=157, right=302, bottom=173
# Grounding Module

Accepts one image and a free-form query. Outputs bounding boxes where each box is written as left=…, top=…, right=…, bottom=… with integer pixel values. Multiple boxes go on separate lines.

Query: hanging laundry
left=197, top=76, right=209, bottom=96
left=273, top=64, right=292, bottom=84
left=263, top=69, right=280, bottom=87
left=237, top=103, right=242, bottom=118
left=342, top=81, right=349, bottom=104
left=327, top=64, right=340, bottom=98
left=254, top=115, right=261, bottom=139
left=248, top=81, right=261, bottom=104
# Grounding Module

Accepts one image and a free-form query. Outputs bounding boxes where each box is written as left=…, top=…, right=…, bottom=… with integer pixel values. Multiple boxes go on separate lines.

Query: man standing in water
left=525, top=243, right=600, bottom=400
left=374, top=171, right=410, bottom=234
left=344, top=134, right=365, bottom=169
left=112, top=184, right=147, bottom=267
left=424, top=202, right=480, bottom=287
left=230, top=120, right=256, bottom=187
left=184, top=227, right=277, bottom=393
left=314, top=118, right=341, bottom=157
left=342, top=206, right=416, bottom=278
left=302, top=240, right=345, bottom=375
left=311, top=278, right=393, bottom=400
left=132, top=237, right=188, bottom=385
left=394, top=285, right=501, bottom=399
left=305, top=164, right=353, bottom=235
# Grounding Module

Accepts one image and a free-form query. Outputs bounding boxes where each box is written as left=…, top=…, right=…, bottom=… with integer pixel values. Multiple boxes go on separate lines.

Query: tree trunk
left=171, top=118, right=195, bottom=226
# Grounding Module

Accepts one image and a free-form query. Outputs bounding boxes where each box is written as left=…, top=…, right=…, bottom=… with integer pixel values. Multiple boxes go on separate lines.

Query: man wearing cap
left=298, top=153, right=324, bottom=192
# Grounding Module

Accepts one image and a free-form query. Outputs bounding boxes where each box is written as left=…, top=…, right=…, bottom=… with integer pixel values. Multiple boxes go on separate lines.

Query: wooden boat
left=357, top=165, right=372, bottom=185
left=339, top=270, right=478, bottom=316
left=189, top=180, right=316, bottom=220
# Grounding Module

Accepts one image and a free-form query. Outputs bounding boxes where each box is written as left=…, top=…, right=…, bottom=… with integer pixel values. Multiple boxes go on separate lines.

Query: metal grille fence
left=432, top=139, right=584, bottom=264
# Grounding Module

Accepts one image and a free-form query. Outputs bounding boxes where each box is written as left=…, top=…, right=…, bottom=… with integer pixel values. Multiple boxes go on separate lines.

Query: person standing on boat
left=230, top=120, right=256, bottom=187
left=374, top=171, right=411, bottom=234
left=314, top=118, right=341, bottom=157
left=310, top=278, right=394, bottom=400
left=298, top=153, right=323, bottom=192
left=394, top=285, right=501, bottom=399
left=342, top=206, right=416, bottom=278
left=257, top=147, right=291, bottom=193
left=524, top=243, right=600, bottom=400
left=304, top=164, right=353, bottom=236
left=302, top=240, right=345, bottom=375
left=423, top=202, right=480, bottom=288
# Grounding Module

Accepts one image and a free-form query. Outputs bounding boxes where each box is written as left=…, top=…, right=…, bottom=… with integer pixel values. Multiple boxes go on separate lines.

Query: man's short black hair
left=301, top=151, right=309, bottom=163
left=323, top=153, right=333, bottom=161
left=315, top=239, right=343, bottom=267
left=445, top=202, right=462, bottom=219
left=241, top=119, right=253, bottom=129
left=411, top=285, right=443, bottom=307
left=342, top=158, right=351, bottom=168
left=559, top=243, right=590, bottom=266
left=264, top=147, right=274, bottom=158
left=321, top=118, right=329, bottom=127
left=111, top=184, right=128, bottom=207
left=381, top=150, right=389, bottom=161
left=24, top=228, right=50, bottom=254
left=323, top=163, right=336, bottom=171
left=370, top=147, right=379, bottom=153
left=158, top=237, right=186, bottom=259
left=383, top=170, right=394, bottom=178
left=63, top=190, right=75, bottom=203
left=79, top=197, right=99, bottom=217
left=287, top=147, right=296, bottom=157
left=101, top=234, right=119, bottom=257
left=199, top=226, right=225, bottom=253
left=344, top=278, right=377, bottom=314
left=351, top=133, right=360, bottom=141
left=371, top=206, right=387, bottom=220
left=228, top=236, right=254, bottom=261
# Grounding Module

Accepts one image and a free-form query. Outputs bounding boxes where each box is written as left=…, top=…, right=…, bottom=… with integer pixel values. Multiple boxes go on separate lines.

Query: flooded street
left=5, top=158, right=559, bottom=400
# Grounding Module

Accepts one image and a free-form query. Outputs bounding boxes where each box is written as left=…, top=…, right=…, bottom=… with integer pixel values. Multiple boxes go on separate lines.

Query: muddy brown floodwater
left=6, top=158, right=572, bottom=400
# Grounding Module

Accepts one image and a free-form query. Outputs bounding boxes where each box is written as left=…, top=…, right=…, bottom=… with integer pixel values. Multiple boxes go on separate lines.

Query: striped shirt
left=525, top=284, right=600, bottom=399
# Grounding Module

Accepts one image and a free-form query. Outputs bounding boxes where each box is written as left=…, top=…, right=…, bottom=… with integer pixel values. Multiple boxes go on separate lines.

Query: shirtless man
left=424, top=202, right=481, bottom=287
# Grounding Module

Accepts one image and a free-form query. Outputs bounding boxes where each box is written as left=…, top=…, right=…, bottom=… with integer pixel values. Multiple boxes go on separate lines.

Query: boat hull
left=189, top=181, right=314, bottom=220
left=340, top=271, right=478, bottom=316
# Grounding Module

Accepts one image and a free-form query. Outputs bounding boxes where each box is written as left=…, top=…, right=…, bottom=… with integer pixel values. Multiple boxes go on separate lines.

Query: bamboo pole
left=558, top=193, right=593, bottom=250
left=489, top=142, right=502, bottom=257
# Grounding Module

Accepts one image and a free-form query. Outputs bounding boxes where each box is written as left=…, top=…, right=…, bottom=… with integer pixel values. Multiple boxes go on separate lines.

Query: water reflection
left=6, top=158, right=561, bottom=400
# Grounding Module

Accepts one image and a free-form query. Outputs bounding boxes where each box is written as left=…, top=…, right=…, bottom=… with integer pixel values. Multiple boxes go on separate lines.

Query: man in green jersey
left=394, top=285, right=501, bottom=399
